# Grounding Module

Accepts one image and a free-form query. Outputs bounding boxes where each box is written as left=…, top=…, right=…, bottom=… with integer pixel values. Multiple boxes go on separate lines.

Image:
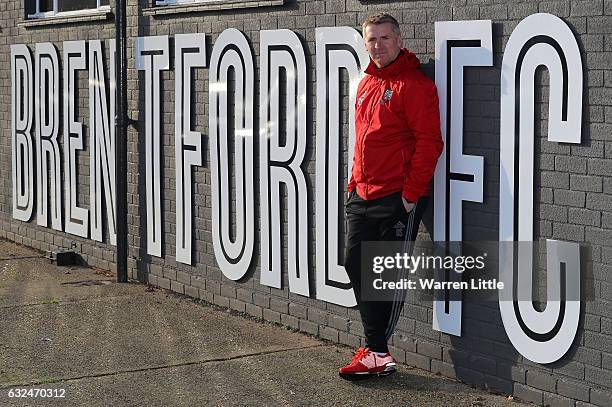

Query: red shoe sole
left=339, top=366, right=396, bottom=381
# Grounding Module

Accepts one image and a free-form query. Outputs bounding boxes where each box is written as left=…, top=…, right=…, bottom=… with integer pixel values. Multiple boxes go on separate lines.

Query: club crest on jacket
left=381, top=89, right=393, bottom=105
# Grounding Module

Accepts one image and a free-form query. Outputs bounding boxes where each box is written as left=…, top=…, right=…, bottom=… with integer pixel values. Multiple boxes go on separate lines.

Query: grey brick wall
left=1, top=1, right=611, bottom=405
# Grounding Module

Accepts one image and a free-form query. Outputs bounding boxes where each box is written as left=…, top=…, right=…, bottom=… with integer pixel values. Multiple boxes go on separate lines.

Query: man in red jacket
left=339, top=13, right=443, bottom=380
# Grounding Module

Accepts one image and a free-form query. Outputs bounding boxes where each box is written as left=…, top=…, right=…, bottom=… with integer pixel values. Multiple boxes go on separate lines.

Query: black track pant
left=344, top=190, right=428, bottom=353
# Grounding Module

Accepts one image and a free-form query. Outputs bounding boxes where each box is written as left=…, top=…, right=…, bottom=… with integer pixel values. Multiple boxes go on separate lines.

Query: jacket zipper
left=359, top=78, right=383, bottom=199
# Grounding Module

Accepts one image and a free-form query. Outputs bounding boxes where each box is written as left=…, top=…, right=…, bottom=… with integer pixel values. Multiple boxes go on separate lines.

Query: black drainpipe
left=115, top=0, right=128, bottom=283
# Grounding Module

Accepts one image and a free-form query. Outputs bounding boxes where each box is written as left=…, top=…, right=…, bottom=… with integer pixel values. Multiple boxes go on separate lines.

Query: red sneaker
left=338, top=347, right=397, bottom=380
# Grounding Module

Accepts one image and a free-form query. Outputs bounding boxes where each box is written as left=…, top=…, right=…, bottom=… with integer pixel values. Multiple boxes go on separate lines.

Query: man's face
left=363, top=22, right=402, bottom=69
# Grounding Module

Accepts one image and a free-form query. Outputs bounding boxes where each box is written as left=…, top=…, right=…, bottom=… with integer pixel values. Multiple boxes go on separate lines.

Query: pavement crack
left=0, top=294, right=144, bottom=310
left=0, top=344, right=326, bottom=388
left=0, top=255, right=46, bottom=261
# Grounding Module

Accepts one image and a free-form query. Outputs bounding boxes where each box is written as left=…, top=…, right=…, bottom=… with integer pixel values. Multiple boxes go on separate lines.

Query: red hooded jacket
left=348, top=49, right=443, bottom=202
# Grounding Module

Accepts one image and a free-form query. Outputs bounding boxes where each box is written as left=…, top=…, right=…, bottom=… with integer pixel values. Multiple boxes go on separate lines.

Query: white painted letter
left=433, top=20, right=493, bottom=336
left=315, top=27, right=369, bottom=307
left=259, top=29, right=309, bottom=296
left=135, top=36, right=169, bottom=257
left=175, top=33, right=206, bottom=265
left=35, top=43, right=62, bottom=230
left=63, top=41, right=89, bottom=238
left=499, top=13, right=582, bottom=363
left=11, top=44, right=35, bottom=223
left=89, top=40, right=117, bottom=245
left=209, top=29, right=255, bottom=280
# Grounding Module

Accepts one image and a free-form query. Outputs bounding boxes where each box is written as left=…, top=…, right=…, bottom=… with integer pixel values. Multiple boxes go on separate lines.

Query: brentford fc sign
left=10, top=13, right=582, bottom=363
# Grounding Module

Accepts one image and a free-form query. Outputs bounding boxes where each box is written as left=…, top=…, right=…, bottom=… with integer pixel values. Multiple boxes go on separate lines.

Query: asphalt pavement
left=0, top=239, right=526, bottom=406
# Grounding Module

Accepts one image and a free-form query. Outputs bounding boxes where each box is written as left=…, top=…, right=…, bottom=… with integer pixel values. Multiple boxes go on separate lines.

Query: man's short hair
left=362, top=13, right=401, bottom=36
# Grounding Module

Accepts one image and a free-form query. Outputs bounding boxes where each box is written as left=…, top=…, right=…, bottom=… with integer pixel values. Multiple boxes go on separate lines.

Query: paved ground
left=0, top=239, right=526, bottom=406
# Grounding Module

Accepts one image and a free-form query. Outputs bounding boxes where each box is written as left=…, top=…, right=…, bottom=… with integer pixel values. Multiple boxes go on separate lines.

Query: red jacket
left=348, top=49, right=443, bottom=202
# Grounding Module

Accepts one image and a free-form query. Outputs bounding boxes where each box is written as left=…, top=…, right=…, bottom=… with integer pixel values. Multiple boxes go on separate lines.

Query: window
left=146, top=0, right=283, bottom=16
left=26, top=0, right=110, bottom=19
left=155, top=0, right=211, bottom=5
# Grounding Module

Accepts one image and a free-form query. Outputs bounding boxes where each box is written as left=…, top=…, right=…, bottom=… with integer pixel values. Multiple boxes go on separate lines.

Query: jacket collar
left=364, top=48, right=420, bottom=80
